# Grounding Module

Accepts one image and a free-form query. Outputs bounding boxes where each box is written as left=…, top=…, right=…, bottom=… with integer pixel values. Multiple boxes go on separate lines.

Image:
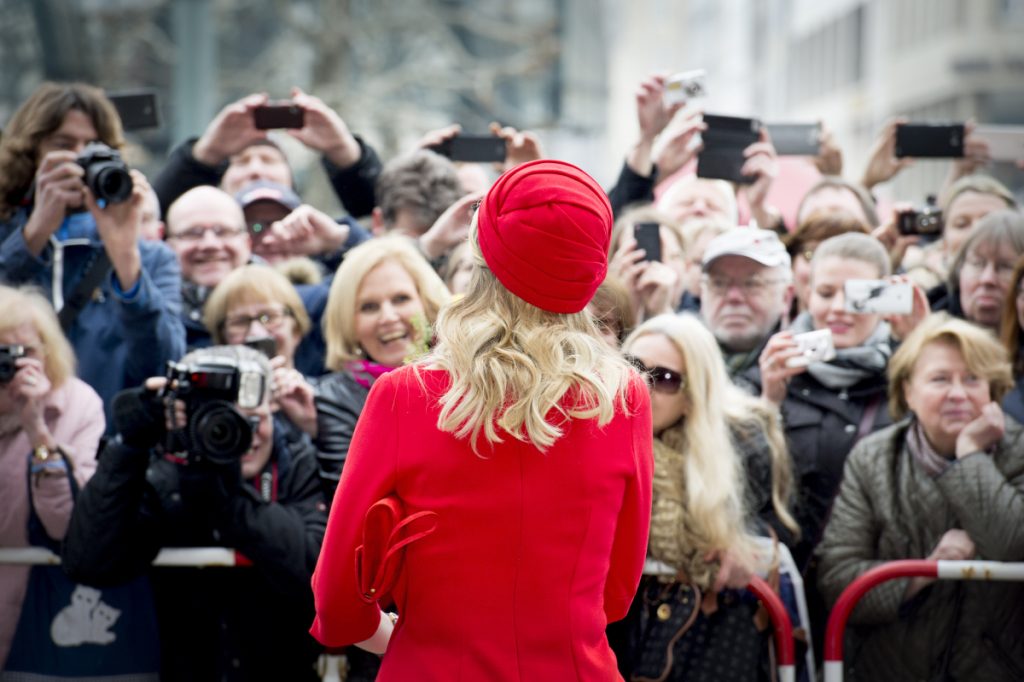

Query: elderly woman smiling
left=817, top=314, right=1024, bottom=681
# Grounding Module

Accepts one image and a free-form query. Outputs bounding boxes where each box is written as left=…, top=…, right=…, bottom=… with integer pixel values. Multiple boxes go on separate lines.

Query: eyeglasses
left=962, top=255, right=1016, bottom=285
left=626, top=355, right=687, bottom=394
left=168, top=224, right=246, bottom=242
left=701, top=275, right=785, bottom=297
left=224, top=308, right=291, bottom=334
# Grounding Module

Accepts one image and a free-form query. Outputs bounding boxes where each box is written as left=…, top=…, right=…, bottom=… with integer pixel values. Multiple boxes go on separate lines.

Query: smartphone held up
left=253, top=102, right=305, bottom=130
left=633, top=223, right=662, bottom=262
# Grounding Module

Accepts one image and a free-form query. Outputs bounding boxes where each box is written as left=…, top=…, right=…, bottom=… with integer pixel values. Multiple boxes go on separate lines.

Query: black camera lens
left=77, top=142, right=133, bottom=204
left=0, top=358, right=16, bottom=384
left=0, top=345, right=25, bottom=384
left=189, top=401, right=253, bottom=465
left=92, top=166, right=133, bottom=203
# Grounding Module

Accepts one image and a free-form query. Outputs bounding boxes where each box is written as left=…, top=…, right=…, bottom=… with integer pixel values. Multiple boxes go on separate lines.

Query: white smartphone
left=786, top=329, right=836, bottom=368
left=664, top=69, right=707, bottom=106
left=972, top=124, right=1024, bottom=163
left=844, top=280, right=913, bottom=315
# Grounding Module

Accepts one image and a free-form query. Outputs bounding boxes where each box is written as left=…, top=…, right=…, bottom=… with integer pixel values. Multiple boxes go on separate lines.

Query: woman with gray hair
left=928, top=209, right=1024, bottom=333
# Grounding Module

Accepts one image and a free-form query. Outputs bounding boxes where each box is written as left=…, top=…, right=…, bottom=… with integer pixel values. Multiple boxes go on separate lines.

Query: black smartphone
left=244, top=336, right=278, bottom=359
left=430, top=135, right=507, bottom=163
left=108, top=91, right=160, bottom=131
left=767, top=122, right=821, bottom=156
left=697, top=114, right=762, bottom=184
left=253, top=102, right=305, bottom=130
left=894, top=123, right=965, bottom=158
left=634, top=222, right=662, bottom=262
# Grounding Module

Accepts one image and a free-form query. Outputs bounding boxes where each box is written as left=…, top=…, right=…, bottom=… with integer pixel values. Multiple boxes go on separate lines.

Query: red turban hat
left=476, top=159, right=613, bottom=314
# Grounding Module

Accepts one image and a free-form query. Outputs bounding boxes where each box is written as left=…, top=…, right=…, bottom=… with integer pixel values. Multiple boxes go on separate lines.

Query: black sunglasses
left=625, top=355, right=687, bottom=395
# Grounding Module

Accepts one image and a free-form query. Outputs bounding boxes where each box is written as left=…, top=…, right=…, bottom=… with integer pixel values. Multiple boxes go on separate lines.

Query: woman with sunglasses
left=614, top=313, right=796, bottom=682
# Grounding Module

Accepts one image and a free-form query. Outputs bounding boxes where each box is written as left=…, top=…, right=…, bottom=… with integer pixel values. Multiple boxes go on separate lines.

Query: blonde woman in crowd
left=615, top=313, right=796, bottom=681
left=0, top=285, right=104, bottom=669
left=818, top=315, right=1024, bottom=681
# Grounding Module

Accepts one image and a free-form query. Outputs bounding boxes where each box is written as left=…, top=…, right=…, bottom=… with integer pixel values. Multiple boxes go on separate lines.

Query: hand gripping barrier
left=823, top=559, right=1024, bottom=682
left=747, top=575, right=796, bottom=682
left=0, top=546, right=252, bottom=567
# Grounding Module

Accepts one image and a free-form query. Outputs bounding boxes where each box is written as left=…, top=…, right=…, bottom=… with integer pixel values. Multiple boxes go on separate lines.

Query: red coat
left=311, top=366, right=653, bottom=681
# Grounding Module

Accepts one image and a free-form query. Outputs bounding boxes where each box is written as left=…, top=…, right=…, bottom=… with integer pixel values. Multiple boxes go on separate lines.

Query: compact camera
left=897, top=204, right=943, bottom=236
left=77, top=142, right=133, bottom=204
left=163, top=356, right=267, bottom=465
left=664, top=69, right=707, bottom=105
left=786, top=329, right=836, bottom=368
left=844, top=279, right=913, bottom=315
left=0, top=344, right=26, bottom=384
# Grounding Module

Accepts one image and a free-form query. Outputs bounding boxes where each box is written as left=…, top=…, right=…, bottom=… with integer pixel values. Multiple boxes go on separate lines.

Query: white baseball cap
left=702, top=228, right=791, bottom=270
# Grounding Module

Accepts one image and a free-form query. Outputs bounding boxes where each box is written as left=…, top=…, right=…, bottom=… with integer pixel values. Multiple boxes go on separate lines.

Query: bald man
left=165, top=186, right=253, bottom=348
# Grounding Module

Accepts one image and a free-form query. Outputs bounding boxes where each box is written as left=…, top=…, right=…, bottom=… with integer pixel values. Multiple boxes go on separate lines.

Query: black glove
left=112, top=385, right=166, bottom=449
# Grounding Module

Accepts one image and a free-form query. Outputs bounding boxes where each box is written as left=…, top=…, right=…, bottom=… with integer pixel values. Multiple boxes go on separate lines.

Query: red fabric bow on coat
left=355, top=496, right=439, bottom=607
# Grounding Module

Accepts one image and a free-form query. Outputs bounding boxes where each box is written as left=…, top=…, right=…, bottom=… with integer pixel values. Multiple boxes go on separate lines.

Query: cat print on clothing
left=50, top=585, right=121, bottom=646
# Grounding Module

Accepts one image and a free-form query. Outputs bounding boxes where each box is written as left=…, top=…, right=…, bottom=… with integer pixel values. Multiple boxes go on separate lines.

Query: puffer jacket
left=817, top=418, right=1024, bottom=682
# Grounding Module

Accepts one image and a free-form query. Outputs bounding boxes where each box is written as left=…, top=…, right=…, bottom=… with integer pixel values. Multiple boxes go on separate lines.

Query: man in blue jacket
left=0, top=82, right=185, bottom=422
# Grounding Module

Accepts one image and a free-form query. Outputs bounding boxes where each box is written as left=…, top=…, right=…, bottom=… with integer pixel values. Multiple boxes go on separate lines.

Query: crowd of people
left=1, top=75, right=1022, bottom=681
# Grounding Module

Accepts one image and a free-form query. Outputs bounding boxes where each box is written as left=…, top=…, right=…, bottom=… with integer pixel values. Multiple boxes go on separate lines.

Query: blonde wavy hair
left=425, top=222, right=634, bottom=453
left=0, top=285, right=77, bottom=388
left=324, top=236, right=450, bottom=370
left=624, top=314, right=797, bottom=557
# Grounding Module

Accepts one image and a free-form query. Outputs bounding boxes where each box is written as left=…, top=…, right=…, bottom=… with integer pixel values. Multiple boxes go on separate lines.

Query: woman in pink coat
left=0, top=285, right=105, bottom=667
left=311, top=159, right=654, bottom=681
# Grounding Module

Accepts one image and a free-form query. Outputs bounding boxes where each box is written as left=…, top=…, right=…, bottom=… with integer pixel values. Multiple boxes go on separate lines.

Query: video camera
left=162, top=356, right=267, bottom=465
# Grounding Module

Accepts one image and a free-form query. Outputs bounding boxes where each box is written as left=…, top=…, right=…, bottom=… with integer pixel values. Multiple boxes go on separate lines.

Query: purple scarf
left=345, top=359, right=397, bottom=390
left=906, top=419, right=953, bottom=478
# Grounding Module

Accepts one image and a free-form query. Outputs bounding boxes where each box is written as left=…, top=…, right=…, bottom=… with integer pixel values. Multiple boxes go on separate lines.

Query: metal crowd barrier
left=748, top=575, right=796, bottom=682
left=0, top=546, right=251, bottom=566
left=5, top=548, right=796, bottom=680
left=823, top=559, right=1024, bottom=682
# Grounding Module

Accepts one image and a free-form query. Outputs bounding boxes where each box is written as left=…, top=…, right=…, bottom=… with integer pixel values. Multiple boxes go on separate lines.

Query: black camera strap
left=58, top=248, right=111, bottom=332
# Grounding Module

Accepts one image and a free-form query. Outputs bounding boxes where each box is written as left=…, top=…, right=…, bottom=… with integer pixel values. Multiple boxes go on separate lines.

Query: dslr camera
left=0, top=344, right=26, bottom=384
left=897, top=196, right=943, bottom=236
left=77, top=142, right=133, bottom=204
left=162, top=356, right=266, bottom=465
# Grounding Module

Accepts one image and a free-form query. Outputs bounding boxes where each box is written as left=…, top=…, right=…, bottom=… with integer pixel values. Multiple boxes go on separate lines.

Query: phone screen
left=244, top=336, right=278, bottom=359
left=634, top=223, right=662, bottom=262
left=766, top=123, right=820, bottom=156
left=108, top=91, right=160, bottom=131
left=697, top=114, right=762, bottom=184
left=253, top=103, right=305, bottom=130
left=432, top=135, right=507, bottom=163
left=894, top=123, right=965, bottom=158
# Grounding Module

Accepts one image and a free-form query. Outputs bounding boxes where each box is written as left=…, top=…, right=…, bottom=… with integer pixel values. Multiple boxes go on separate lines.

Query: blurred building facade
left=602, top=0, right=1024, bottom=201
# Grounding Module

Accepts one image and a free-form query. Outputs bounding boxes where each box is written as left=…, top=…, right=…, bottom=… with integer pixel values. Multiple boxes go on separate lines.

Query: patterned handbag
left=630, top=577, right=703, bottom=682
